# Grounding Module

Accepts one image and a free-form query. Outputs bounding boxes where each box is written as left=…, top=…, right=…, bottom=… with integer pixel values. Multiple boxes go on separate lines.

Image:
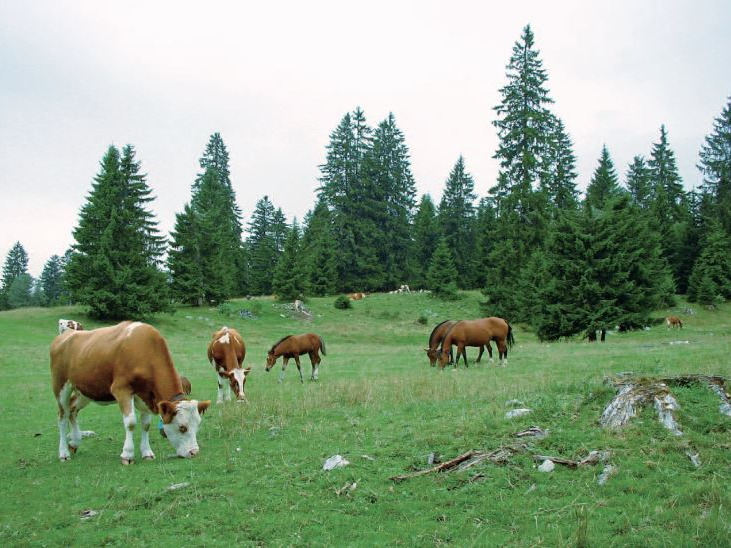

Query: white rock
left=538, top=459, right=555, bottom=473
left=505, top=408, right=532, bottom=419
left=323, top=454, right=350, bottom=470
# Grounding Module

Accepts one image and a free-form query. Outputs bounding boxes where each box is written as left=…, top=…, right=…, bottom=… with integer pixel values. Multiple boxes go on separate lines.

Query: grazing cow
left=58, top=319, right=84, bottom=334
left=50, top=321, right=210, bottom=464
left=666, top=316, right=683, bottom=329
left=207, top=326, right=250, bottom=403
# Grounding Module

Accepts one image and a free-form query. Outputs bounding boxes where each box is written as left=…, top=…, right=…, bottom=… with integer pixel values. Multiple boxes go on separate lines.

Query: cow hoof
left=59, top=455, right=70, bottom=462
left=121, top=457, right=133, bottom=465
left=142, top=455, right=155, bottom=461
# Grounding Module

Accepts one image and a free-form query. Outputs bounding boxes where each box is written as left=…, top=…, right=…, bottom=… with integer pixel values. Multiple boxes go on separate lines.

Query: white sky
left=1, top=0, right=730, bottom=277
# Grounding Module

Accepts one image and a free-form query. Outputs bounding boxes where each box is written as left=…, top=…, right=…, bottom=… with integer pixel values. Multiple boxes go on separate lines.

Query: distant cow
left=50, top=321, right=210, bottom=464
left=58, top=319, right=84, bottom=334
left=207, top=326, right=250, bottom=403
left=666, top=316, right=683, bottom=329
left=349, top=292, right=366, bottom=301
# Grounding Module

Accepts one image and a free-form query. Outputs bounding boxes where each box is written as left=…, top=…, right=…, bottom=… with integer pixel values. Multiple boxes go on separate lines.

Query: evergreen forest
left=3, top=26, right=731, bottom=341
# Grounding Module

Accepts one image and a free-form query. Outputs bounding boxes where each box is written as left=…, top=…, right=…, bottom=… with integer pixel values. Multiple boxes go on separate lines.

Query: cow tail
left=507, top=324, right=515, bottom=348
left=319, top=336, right=327, bottom=356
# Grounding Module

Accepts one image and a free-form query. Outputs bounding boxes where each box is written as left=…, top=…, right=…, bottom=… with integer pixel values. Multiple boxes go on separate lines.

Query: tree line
left=2, top=25, right=730, bottom=340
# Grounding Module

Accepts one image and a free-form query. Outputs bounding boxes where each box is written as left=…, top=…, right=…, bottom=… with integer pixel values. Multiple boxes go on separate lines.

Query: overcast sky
left=2, top=1, right=730, bottom=277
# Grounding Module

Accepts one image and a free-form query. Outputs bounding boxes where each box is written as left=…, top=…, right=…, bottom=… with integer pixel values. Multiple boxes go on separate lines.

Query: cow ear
left=244, top=367, right=252, bottom=374
left=158, top=401, right=177, bottom=423
left=198, top=400, right=211, bottom=415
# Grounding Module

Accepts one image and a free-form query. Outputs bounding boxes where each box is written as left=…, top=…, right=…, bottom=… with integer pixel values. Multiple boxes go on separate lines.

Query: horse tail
left=319, top=335, right=327, bottom=356
left=506, top=323, right=515, bottom=348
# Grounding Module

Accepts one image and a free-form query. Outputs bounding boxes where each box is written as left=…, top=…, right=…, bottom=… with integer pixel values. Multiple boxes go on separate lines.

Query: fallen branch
left=533, top=450, right=610, bottom=469
left=389, top=450, right=481, bottom=483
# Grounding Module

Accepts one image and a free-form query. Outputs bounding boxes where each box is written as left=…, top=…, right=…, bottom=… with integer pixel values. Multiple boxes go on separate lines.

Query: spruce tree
left=1, top=241, right=29, bottom=293
left=541, top=117, right=579, bottom=214
left=625, top=155, right=653, bottom=209
left=6, top=273, right=33, bottom=309
left=473, top=197, right=498, bottom=290
left=584, top=146, right=623, bottom=210
left=698, top=96, right=731, bottom=237
left=167, top=203, right=206, bottom=305
left=411, top=194, right=441, bottom=289
left=687, top=220, right=731, bottom=304
left=300, top=198, right=337, bottom=296
left=484, top=25, right=556, bottom=319
left=426, top=237, right=459, bottom=300
left=246, top=196, right=280, bottom=295
left=40, top=254, right=65, bottom=306
left=272, top=221, right=305, bottom=301
left=66, top=145, right=171, bottom=319
left=438, top=156, right=478, bottom=288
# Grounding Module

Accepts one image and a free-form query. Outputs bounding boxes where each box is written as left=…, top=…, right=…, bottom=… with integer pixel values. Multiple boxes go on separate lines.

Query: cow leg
left=112, top=388, right=136, bottom=465
left=56, top=382, right=74, bottom=461
left=136, top=398, right=155, bottom=460
left=294, top=355, right=304, bottom=383
left=67, top=393, right=92, bottom=453
left=216, top=373, right=226, bottom=404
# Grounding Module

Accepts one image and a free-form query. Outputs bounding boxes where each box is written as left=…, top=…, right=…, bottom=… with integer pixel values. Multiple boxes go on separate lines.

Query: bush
left=417, top=314, right=428, bottom=325
left=334, top=295, right=352, bottom=310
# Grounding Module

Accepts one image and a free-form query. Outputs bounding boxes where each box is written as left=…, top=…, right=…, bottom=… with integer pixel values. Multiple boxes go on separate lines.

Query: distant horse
left=438, top=317, right=514, bottom=368
left=666, top=316, right=683, bottom=329
left=425, top=320, right=491, bottom=367
left=266, top=333, right=327, bottom=382
left=349, top=292, right=366, bottom=301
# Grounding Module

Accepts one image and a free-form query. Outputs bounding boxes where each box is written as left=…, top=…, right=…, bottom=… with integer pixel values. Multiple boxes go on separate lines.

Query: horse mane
left=270, top=335, right=292, bottom=353
left=429, top=320, right=451, bottom=347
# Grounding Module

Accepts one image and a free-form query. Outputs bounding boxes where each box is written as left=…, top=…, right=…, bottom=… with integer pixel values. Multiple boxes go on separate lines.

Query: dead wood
left=533, top=450, right=610, bottom=468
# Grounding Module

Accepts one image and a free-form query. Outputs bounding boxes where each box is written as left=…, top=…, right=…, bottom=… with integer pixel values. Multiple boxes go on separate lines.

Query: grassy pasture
left=0, top=292, right=729, bottom=546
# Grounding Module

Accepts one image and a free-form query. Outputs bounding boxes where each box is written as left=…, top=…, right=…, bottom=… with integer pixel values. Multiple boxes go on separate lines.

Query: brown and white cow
left=50, top=321, right=210, bottom=464
left=207, top=326, right=250, bottom=403
left=58, top=319, right=84, bottom=334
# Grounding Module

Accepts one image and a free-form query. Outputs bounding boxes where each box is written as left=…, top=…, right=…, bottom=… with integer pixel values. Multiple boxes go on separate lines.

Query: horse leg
left=476, top=345, right=484, bottom=364
left=498, top=339, right=508, bottom=367
left=310, top=351, right=320, bottom=381
left=279, top=357, right=289, bottom=383
left=294, top=355, right=303, bottom=383
left=456, top=344, right=467, bottom=368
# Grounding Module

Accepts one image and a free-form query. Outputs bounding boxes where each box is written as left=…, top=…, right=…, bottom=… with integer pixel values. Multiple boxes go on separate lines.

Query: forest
left=2, top=26, right=730, bottom=341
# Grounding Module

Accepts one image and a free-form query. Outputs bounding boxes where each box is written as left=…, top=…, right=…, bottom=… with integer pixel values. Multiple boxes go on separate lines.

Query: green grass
left=0, top=292, right=729, bottom=546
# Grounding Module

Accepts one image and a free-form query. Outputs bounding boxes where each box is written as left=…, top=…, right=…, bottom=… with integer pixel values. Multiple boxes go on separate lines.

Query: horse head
left=436, top=348, right=450, bottom=368
left=265, top=351, right=276, bottom=370
left=425, top=348, right=438, bottom=367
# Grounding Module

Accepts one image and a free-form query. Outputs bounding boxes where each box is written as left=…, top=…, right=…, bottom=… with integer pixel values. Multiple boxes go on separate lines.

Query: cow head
left=225, top=367, right=251, bottom=401
left=158, top=399, right=211, bottom=457
left=58, top=319, right=84, bottom=335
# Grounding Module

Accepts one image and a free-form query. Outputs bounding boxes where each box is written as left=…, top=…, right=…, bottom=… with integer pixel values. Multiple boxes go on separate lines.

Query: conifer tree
left=483, top=25, right=556, bottom=319
left=439, top=156, right=477, bottom=288
left=541, top=117, right=579, bottom=214
left=698, top=96, right=731, bottom=237
left=6, top=273, right=33, bottom=309
left=66, top=145, right=171, bottom=319
left=625, top=155, right=653, bottom=209
left=272, top=221, right=305, bottom=301
left=584, top=146, right=623, bottom=210
left=300, top=198, right=337, bottom=296
left=473, top=197, right=498, bottom=290
left=687, top=220, right=731, bottom=304
left=426, top=237, right=459, bottom=300
left=1, top=241, right=29, bottom=309
left=40, top=254, right=66, bottom=306
left=167, top=203, right=206, bottom=305
left=246, top=196, right=280, bottom=295
left=411, top=194, right=441, bottom=289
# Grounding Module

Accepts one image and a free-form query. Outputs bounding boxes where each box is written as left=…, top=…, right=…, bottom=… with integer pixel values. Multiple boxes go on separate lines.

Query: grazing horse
left=666, top=316, right=683, bottom=329
left=265, top=333, right=327, bottom=382
left=424, top=320, right=491, bottom=367
left=438, top=317, right=514, bottom=368
left=207, top=327, right=250, bottom=403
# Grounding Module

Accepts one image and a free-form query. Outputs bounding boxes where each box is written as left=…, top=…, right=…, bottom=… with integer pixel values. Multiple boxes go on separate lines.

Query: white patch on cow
left=217, top=332, right=230, bottom=345
left=125, top=322, right=143, bottom=337
left=121, top=397, right=136, bottom=462
left=161, top=401, right=203, bottom=458
left=57, top=381, right=74, bottom=460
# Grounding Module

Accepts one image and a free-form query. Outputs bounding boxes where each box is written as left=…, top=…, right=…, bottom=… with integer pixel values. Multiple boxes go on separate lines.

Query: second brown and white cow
left=207, top=326, right=250, bottom=403
left=50, top=321, right=210, bottom=464
left=58, top=319, right=84, bottom=334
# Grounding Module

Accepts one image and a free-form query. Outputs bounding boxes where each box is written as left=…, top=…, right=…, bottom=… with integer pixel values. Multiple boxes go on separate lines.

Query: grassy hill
left=0, top=292, right=728, bottom=546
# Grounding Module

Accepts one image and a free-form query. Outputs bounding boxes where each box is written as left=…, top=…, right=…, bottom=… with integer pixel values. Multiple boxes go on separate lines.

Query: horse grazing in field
left=438, top=317, right=514, bottom=368
left=265, top=333, right=327, bottom=383
left=666, top=316, right=683, bottom=329
left=424, top=320, right=491, bottom=367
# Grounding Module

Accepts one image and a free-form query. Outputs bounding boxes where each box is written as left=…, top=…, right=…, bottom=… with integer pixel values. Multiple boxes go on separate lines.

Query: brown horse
left=438, top=317, right=514, bottom=368
left=265, top=333, right=327, bottom=382
left=425, top=320, right=491, bottom=367
left=666, top=316, right=683, bottom=329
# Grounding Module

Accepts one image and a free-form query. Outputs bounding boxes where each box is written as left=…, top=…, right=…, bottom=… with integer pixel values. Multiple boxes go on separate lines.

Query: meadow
left=0, top=292, right=729, bottom=546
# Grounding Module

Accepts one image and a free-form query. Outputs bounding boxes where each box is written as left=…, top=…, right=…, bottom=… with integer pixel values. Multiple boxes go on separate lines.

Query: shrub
left=334, top=295, right=352, bottom=310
